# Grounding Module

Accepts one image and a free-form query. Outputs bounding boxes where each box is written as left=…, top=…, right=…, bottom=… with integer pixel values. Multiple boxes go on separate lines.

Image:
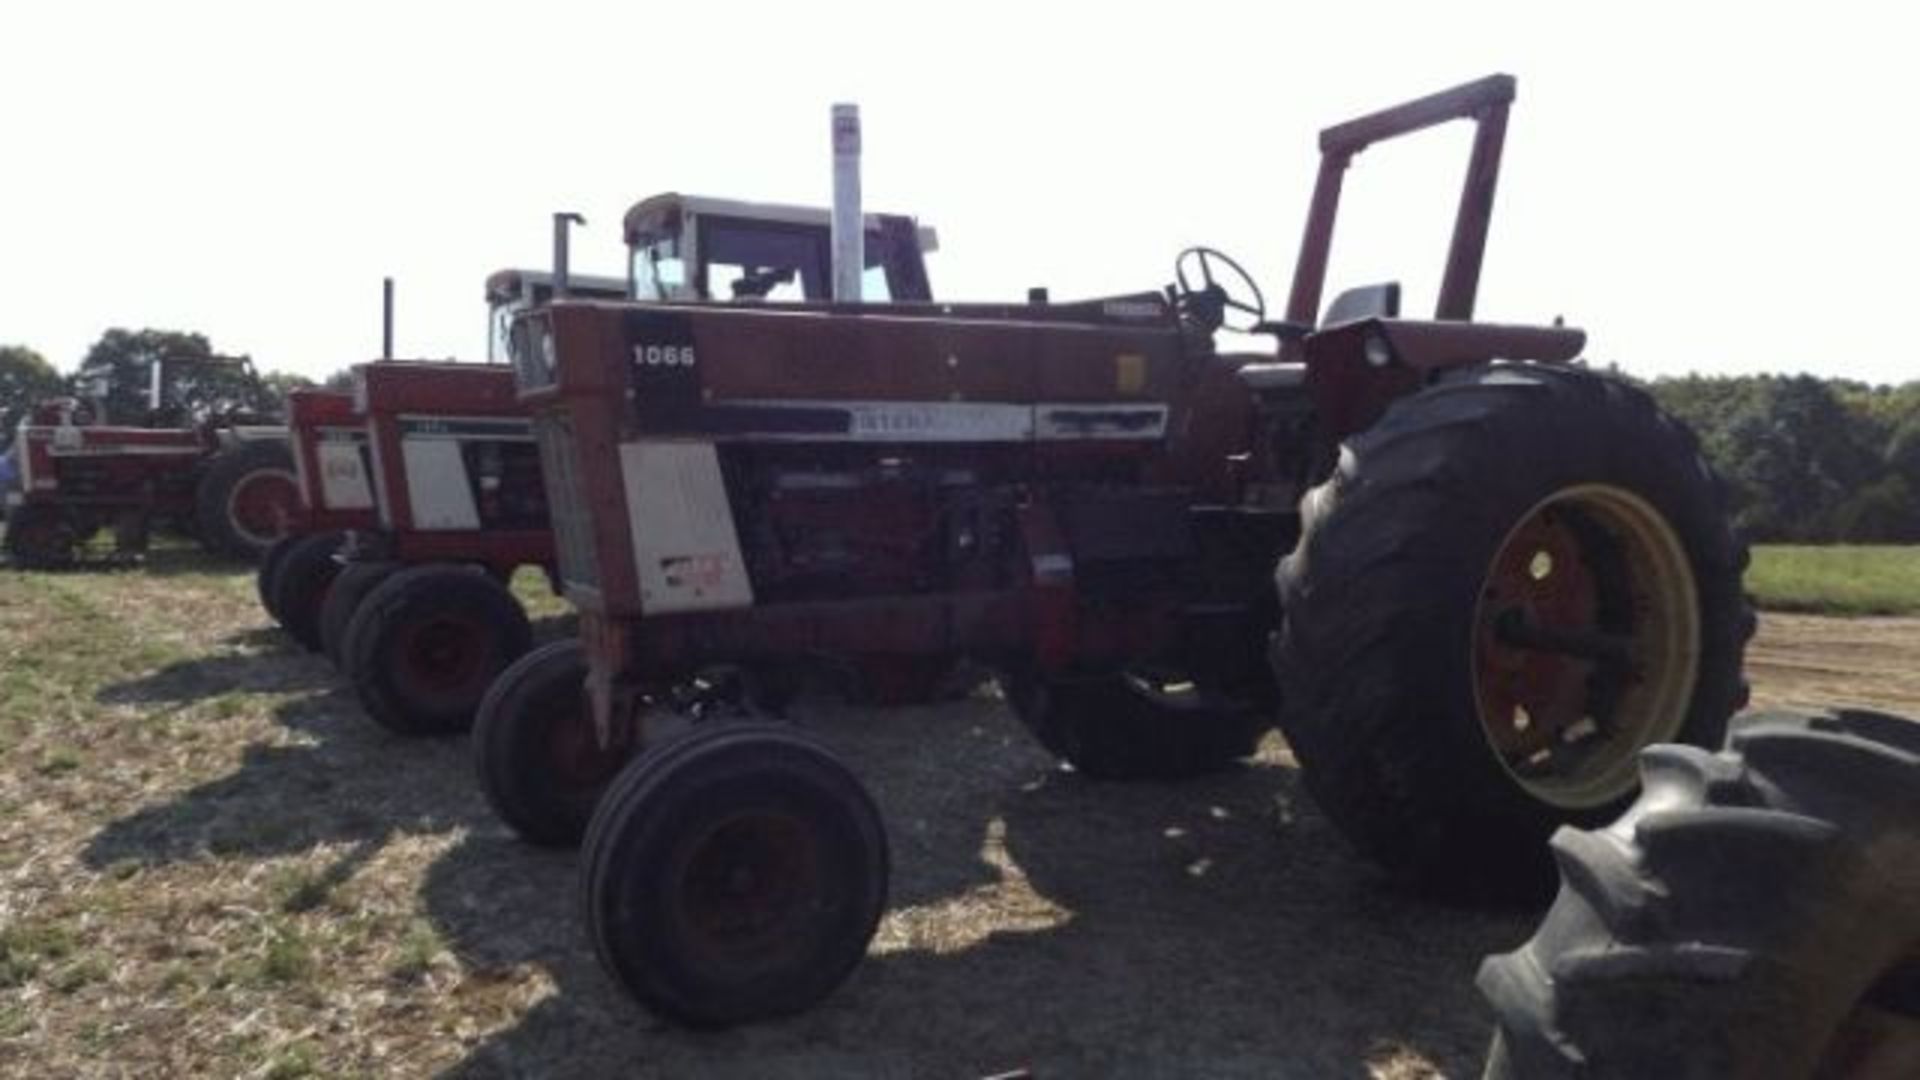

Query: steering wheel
left=1174, top=247, right=1266, bottom=333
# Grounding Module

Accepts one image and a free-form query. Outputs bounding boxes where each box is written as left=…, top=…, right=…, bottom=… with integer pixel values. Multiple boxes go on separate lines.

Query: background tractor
left=274, top=196, right=941, bottom=742
left=488, top=77, right=1752, bottom=1027
left=4, top=352, right=298, bottom=566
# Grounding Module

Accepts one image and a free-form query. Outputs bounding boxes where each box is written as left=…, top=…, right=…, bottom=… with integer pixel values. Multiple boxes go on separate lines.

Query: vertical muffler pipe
left=382, top=277, right=394, bottom=360
left=831, top=103, right=863, bottom=302
left=553, top=212, right=586, bottom=298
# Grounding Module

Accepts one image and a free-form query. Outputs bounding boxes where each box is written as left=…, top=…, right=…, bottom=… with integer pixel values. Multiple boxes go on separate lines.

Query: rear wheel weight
left=475, top=639, right=626, bottom=847
left=1273, top=363, right=1751, bottom=897
left=581, top=723, right=889, bottom=1028
left=267, top=531, right=345, bottom=652
left=343, top=564, right=532, bottom=736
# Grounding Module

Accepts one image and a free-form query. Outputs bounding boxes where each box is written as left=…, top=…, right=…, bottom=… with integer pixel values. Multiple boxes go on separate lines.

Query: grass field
left=1746, top=544, right=1920, bottom=616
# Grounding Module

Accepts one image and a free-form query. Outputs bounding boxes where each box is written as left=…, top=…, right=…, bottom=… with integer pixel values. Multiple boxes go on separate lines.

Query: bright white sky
left=3, top=1, right=1915, bottom=383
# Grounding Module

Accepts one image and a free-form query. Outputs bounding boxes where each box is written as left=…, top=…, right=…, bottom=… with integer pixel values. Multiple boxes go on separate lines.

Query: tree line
left=1646, top=375, right=1920, bottom=543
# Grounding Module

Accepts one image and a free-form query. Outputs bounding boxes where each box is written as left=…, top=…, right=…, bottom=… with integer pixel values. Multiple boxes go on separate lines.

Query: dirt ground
left=2, top=556, right=1915, bottom=1079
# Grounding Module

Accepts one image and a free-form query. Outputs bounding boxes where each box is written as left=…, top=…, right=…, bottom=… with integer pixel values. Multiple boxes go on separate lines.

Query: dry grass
left=19, top=549, right=1824, bottom=1077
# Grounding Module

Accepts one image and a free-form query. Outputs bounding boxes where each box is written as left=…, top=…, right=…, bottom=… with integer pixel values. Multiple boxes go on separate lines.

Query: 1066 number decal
left=634, top=344, right=697, bottom=368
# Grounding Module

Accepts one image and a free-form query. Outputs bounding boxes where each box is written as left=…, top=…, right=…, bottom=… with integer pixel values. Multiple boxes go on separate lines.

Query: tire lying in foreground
left=342, top=564, right=532, bottom=736
left=195, top=439, right=300, bottom=560
left=319, top=559, right=398, bottom=672
left=267, top=530, right=345, bottom=652
left=581, top=722, right=888, bottom=1028
left=1274, top=363, right=1752, bottom=898
left=1004, top=665, right=1270, bottom=781
left=256, top=533, right=300, bottom=623
left=1479, top=708, right=1920, bottom=1079
left=475, top=639, right=629, bottom=847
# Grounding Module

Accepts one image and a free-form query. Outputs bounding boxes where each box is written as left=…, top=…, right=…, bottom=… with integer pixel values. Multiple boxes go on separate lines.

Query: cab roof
left=622, top=193, right=939, bottom=253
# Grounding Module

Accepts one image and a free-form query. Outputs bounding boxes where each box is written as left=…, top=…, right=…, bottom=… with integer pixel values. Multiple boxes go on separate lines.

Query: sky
left=3, top=1, right=1916, bottom=384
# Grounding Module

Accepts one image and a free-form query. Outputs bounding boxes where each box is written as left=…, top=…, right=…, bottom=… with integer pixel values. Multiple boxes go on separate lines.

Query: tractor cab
left=485, top=270, right=628, bottom=365
left=623, top=193, right=937, bottom=305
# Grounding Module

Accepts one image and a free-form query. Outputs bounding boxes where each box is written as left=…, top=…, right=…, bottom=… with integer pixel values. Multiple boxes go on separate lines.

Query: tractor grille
left=533, top=411, right=598, bottom=591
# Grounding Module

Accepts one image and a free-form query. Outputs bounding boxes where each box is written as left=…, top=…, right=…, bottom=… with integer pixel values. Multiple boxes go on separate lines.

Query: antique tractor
left=486, top=75, right=1749, bottom=1026
left=5, top=352, right=298, bottom=566
left=256, top=387, right=378, bottom=646
left=304, top=197, right=940, bottom=738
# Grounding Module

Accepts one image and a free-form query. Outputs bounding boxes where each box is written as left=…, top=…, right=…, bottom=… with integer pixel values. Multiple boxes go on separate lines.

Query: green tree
left=0, top=344, right=63, bottom=450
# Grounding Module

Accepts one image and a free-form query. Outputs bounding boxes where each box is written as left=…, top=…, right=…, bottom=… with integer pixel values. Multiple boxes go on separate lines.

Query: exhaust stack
left=382, top=277, right=394, bottom=360
left=831, top=103, right=863, bottom=302
left=553, top=212, right=586, bottom=298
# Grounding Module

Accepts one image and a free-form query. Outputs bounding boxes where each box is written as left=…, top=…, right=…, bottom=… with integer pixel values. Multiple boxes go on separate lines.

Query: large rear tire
left=1273, top=363, right=1751, bottom=897
left=475, top=639, right=629, bottom=848
left=320, top=559, right=398, bottom=672
left=195, top=439, right=299, bottom=561
left=267, top=530, right=345, bottom=653
left=1003, top=666, right=1269, bottom=780
left=1478, top=708, right=1920, bottom=1079
left=581, top=723, right=889, bottom=1028
left=342, top=564, right=532, bottom=736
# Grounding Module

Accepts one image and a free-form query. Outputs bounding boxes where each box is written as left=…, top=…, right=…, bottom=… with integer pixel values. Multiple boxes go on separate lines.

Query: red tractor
left=5, top=353, right=299, bottom=567
left=483, top=76, right=1751, bottom=1026
left=272, top=196, right=940, bottom=738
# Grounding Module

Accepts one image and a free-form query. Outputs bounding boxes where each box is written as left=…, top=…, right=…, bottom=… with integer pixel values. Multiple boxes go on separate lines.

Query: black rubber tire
left=267, top=530, right=345, bottom=653
left=342, top=564, right=532, bottom=736
left=256, top=533, right=301, bottom=624
left=1273, top=363, right=1752, bottom=897
left=194, top=439, right=299, bottom=561
left=1003, top=666, right=1269, bottom=780
left=1478, top=708, right=1920, bottom=1079
left=581, top=722, right=889, bottom=1028
left=320, top=559, right=398, bottom=672
left=4, top=505, right=77, bottom=569
left=475, top=639, right=630, bottom=848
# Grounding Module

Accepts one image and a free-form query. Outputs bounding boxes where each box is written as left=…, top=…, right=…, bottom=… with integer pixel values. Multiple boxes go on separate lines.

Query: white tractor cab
left=485, top=270, right=628, bottom=365
left=622, top=193, right=938, bottom=305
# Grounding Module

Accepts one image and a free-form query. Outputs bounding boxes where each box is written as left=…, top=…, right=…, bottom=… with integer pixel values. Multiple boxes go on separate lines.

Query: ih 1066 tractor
left=263, top=196, right=941, bottom=739
left=481, top=75, right=1752, bottom=1027
left=5, top=352, right=299, bottom=567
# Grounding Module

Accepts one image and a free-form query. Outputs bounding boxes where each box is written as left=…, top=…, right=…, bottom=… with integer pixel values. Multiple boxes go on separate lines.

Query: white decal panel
left=401, top=439, right=480, bottom=530
left=619, top=440, right=754, bottom=613
left=317, top=441, right=374, bottom=510
left=844, top=402, right=1032, bottom=442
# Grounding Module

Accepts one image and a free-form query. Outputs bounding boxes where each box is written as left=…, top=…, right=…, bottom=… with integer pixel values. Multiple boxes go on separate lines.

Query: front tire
left=581, top=723, right=889, bottom=1027
left=4, top=505, right=77, bottom=569
left=1273, top=363, right=1751, bottom=896
left=257, top=533, right=301, bottom=623
left=475, top=640, right=629, bottom=847
left=320, top=559, right=398, bottom=672
left=342, top=564, right=532, bottom=736
left=268, top=531, right=345, bottom=652
left=1479, top=708, right=1920, bottom=1078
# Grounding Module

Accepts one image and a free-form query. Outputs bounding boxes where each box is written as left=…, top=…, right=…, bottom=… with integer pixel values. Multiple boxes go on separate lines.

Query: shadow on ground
left=82, top=682, right=482, bottom=870
left=427, top=695, right=1531, bottom=1078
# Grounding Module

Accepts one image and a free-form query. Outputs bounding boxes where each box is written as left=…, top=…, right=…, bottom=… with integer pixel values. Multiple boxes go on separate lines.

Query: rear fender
left=1303, top=317, right=1586, bottom=441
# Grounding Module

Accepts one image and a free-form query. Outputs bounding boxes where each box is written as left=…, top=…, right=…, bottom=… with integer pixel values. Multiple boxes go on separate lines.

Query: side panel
left=316, top=431, right=375, bottom=510
left=618, top=440, right=753, bottom=613
left=401, top=440, right=481, bottom=530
